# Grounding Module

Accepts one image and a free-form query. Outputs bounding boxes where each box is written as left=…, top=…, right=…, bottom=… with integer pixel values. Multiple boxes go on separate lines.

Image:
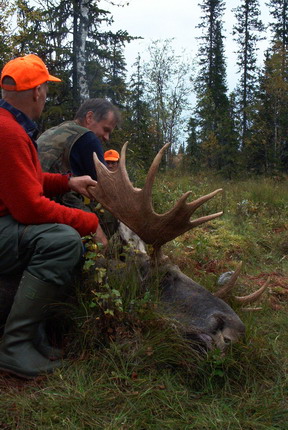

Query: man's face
left=106, top=160, right=119, bottom=172
left=88, top=111, right=116, bottom=142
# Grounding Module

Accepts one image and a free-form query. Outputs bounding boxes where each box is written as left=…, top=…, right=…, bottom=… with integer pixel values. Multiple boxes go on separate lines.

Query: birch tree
left=143, top=39, right=192, bottom=162
left=75, top=0, right=90, bottom=102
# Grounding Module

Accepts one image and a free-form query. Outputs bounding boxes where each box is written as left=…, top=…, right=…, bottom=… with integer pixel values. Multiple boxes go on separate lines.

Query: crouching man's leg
left=0, top=219, right=83, bottom=378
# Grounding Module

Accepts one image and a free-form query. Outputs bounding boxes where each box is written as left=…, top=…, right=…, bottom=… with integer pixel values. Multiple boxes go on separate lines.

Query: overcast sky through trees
left=101, top=0, right=271, bottom=91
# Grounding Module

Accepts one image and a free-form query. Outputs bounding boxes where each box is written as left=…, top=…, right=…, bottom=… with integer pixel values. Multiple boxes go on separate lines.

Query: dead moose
left=88, top=142, right=267, bottom=352
left=0, top=143, right=267, bottom=353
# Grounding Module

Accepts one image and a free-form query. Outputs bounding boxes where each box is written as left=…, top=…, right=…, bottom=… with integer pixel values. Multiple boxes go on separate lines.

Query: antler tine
left=188, top=211, right=224, bottom=228
left=119, top=141, right=128, bottom=164
left=214, top=262, right=243, bottom=299
left=234, top=278, right=270, bottom=304
left=143, top=142, right=171, bottom=197
left=116, top=141, right=136, bottom=187
left=169, top=188, right=223, bottom=227
left=187, top=188, right=223, bottom=212
left=118, top=141, right=128, bottom=177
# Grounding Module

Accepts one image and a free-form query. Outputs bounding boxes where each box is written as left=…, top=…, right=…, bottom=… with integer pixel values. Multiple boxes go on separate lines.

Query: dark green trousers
left=0, top=215, right=83, bottom=286
left=56, top=191, right=119, bottom=238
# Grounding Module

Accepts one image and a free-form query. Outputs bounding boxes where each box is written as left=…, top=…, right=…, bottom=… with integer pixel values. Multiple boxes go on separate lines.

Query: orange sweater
left=0, top=108, right=98, bottom=237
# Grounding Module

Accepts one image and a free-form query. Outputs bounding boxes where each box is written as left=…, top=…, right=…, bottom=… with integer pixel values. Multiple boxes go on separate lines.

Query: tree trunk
left=77, top=0, right=90, bottom=102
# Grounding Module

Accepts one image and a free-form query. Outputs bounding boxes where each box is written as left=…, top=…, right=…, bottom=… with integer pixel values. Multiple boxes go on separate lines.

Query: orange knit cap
left=104, top=149, right=120, bottom=161
left=0, top=54, right=61, bottom=91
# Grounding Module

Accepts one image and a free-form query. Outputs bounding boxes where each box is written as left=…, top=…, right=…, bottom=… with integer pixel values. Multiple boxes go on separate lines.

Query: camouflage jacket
left=37, top=121, right=89, bottom=174
left=37, top=121, right=119, bottom=237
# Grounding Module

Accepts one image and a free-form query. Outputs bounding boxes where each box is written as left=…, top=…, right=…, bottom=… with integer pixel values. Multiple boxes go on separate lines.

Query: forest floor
left=0, top=171, right=288, bottom=429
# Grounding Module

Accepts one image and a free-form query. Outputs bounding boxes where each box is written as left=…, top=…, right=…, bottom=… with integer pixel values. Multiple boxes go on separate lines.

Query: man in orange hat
left=104, top=149, right=120, bottom=172
left=0, top=54, right=107, bottom=378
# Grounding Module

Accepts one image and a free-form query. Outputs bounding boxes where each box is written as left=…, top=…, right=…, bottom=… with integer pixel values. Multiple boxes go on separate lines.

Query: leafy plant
left=82, top=235, right=123, bottom=317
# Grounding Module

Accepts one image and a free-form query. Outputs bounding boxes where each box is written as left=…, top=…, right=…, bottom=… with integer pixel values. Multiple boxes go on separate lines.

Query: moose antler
left=88, top=142, right=223, bottom=257
left=214, top=262, right=243, bottom=299
left=214, top=261, right=269, bottom=305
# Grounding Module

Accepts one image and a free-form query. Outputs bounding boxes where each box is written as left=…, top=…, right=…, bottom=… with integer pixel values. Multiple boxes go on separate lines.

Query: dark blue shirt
left=70, top=131, right=106, bottom=180
left=0, top=99, right=38, bottom=143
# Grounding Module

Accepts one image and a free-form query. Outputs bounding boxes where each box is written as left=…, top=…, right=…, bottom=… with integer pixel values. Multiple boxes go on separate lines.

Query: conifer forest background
left=0, top=0, right=288, bottom=178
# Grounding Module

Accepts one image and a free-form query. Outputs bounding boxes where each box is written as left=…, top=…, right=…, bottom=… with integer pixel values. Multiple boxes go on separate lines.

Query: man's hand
left=92, top=223, right=108, bottom=251
left=69, top=176, right=108, bottom=249
left=68, top=175, right=97, bottom=199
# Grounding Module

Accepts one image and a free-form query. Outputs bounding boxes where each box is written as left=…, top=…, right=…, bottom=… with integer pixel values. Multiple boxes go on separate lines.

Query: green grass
left=1, top=171, right=288, bottom=429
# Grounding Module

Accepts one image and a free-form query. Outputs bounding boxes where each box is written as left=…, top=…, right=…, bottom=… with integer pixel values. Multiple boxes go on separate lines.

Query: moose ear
left=207, top=314, right=225, bottom=334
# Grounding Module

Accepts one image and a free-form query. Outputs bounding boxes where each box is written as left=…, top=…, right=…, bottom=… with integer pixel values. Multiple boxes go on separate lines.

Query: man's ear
left=85, top=111, right=95, bottom=125
left=32, top=85, right=41, bottom=101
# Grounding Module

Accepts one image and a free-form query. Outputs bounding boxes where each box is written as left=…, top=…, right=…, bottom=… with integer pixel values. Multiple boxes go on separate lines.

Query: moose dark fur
left=158, top=263, right=245, bottom=350
left=109, top=247, right=245, bottom=352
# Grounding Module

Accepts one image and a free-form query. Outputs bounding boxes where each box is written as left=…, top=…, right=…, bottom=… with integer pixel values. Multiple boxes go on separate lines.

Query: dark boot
left=34, top=322, right=63, bottom=361
left=0, top=271, right=63, bottom=378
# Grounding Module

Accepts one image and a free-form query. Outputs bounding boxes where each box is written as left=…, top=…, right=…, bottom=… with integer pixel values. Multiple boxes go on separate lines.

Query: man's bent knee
left=27, top=224, right=83, bottom=285
left=51, top=224, right=83, bottom=255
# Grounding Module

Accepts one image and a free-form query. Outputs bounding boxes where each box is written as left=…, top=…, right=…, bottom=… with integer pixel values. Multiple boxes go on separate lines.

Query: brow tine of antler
left=234, top=278, right=270, bottom=304
left=214, top=262, right=243, bottom=299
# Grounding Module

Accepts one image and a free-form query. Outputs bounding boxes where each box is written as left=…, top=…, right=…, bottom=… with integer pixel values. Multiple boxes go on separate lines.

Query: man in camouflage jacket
left=38, top=98, right=121, bottom=236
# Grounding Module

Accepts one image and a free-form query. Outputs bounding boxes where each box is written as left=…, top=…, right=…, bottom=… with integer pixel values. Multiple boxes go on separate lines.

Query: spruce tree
left=247, top=0, right=288, bottom=174
left=266, top=0, right=288, bottom=170
left=96, top=30, right=130, bottom=107
left=0, top=0, right=15, bottom=65
left=251, top=42, right=288, bottom=173
left=123, top=54, right=158, bottom=172
left=185, top=117, right=201, bottom=172
left=268, top=0, right=288, bottom=49
left=195, top=0, right=238, bottom=176
left=232, top=0, right=265, bottom=150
